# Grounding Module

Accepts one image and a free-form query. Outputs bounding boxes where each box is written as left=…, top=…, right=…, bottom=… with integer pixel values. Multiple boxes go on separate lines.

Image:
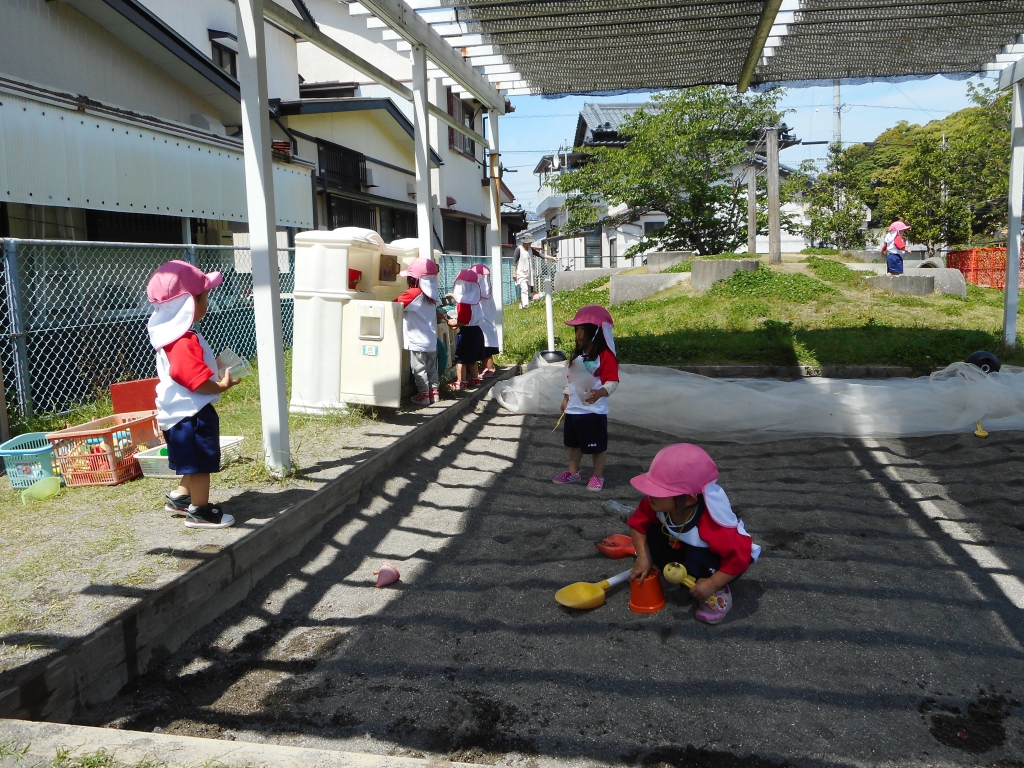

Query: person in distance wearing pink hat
left=553, top=304, right=619, bottom=492
left=883, top=221, right=910, bottom=276
left=147, top=260, right=240, bottom=529
left=470, top=263, right=499, bottom=378
left=395, top=257, right=441, bottom=406
left=626, top=443, right=761, bottom=625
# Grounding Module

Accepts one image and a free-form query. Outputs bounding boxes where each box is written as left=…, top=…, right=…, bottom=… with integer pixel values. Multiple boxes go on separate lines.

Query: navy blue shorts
left=164, top=403, right=221, bottom=475
left=455, top=326, right=485, bottom=364
left=645, top=521, right=722, bottom=579
left=563, top=413, right=608, bottom=454
left=481, top=346, right=499, bottom=361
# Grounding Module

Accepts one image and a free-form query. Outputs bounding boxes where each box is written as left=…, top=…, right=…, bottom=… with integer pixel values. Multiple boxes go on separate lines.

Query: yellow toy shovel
left=555, top=569, right=631, bottom=610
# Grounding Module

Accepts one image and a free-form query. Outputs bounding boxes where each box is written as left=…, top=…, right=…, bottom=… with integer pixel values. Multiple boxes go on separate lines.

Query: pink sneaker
left=451, top=381, right=467, bottom=391
left=482, top=369, right=496, bottom=378
left=552, top=470, right=581, bottom=484
left=430, top=388, right=441, bottom=402
left=695, top=585, right=732, bottom=625
left=587, top=476, right=605, bottom=492
left=410, top=391, right=431, bottom=407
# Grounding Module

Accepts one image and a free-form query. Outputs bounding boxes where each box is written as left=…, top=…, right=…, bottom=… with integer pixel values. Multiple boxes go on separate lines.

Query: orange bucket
left=629, top=569, right=666, bottom=614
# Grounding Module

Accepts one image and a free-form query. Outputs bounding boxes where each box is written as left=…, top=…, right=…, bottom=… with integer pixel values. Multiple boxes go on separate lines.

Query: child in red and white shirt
left=394, top=257, right=440, bottom=407
left=147, top=261, right=239, bottom=529
left=627, top=443, right=761, bottom=624
left=447, top=269, right=485, bottom=391
left=553, top=305, right=619, bottom=492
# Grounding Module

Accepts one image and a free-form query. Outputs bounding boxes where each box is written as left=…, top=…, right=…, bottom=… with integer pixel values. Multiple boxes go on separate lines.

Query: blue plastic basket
left=0, top=432, right=62, bottom=489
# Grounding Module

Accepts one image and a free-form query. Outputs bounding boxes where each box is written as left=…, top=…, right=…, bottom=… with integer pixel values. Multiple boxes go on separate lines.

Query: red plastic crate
left=110, top=378, right=158, bottom=414
left=947, top=247, right=1024, bottom=290
left=46, top=411, right=163, bottom=486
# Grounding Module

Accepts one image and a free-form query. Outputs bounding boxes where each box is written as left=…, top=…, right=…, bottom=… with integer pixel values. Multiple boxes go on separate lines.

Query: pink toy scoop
left=373, top=562, right=401, bottom=588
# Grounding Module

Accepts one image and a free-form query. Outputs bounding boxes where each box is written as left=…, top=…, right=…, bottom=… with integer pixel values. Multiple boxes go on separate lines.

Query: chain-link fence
left=0, top=239, right=294, bottom=426
left=437, top=255, right=516, bottom=306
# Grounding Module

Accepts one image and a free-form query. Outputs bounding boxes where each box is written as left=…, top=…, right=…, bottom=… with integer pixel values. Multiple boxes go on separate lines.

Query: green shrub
left=801, top=247, right=840, bottom=255
left=662, top=259, right=691, bottom=273
left=708, top=268, right=838, bottom=303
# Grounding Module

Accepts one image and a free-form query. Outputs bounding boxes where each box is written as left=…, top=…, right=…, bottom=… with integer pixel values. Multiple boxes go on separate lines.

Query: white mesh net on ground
left=492, top=360, right=1024, bottom=442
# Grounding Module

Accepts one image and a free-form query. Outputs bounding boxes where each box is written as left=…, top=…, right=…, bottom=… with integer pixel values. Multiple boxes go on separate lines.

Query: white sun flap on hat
left=703, top=482, right=761, bottom=562
left=147, top=293, right=195, bottom=350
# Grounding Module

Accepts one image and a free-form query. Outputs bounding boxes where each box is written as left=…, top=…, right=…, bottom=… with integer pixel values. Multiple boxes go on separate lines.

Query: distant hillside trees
left=797, top=82, right=1011, bottom=252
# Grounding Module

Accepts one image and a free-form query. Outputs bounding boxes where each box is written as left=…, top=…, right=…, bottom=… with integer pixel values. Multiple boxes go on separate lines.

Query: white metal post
left=767, top=127, right=781, bottom=265
left=411, top=45, right=434, bottom=261
left=236, top=0, right=290, bottom=474
left=487, top=109, right=504, bottom=348
left=747, top=164, right=757, bottom=255
left=1005, top=82, right=1024, bottom=348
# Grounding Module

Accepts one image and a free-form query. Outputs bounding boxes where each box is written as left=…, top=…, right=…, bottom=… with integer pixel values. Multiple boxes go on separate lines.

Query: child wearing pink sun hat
left=394, top=257, right=440, bottom=406
left=147, top=260, right=240, bottom=530
left=553, top=304, right=619, bottom=492
left=626, top=443, right=761, bottom=624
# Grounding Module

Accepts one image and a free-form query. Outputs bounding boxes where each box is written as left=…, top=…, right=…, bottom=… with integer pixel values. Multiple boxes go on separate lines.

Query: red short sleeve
left=894, top=234, right=906, bottom=250
left=697, top=514, right=753, bottom=576
left=598, top=349, right=619, bottom=383
left=163, top=332, right=214, bottom=392
left=395, top=287, right=422, bottom=307
left=456, top=303, right=472, bottom=325
left=626, top=497, right=658, bottom=535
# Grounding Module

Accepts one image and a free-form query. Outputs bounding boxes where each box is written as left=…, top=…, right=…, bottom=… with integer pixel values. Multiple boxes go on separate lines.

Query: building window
left=644, top=220, right=666, bottom=235
left=443, top=217, right=465, bottom=254
left=584, top=226, right=602, bottom=267
left=609, top=237, right=617, bottom=268
left=327, top=196, right=377, bottom=231
left=447, top=90, right=476, bottom=159
left=378, top=206, right=417, bottom=243
left=317, top=139, right=366, bottom=192
left=212, top=41, right=237, bottom=78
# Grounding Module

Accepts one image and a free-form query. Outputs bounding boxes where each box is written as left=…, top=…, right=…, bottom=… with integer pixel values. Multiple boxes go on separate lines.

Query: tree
left=551, top=86, right=785, bottom=256
left=785, top=146, right=868, bottom=249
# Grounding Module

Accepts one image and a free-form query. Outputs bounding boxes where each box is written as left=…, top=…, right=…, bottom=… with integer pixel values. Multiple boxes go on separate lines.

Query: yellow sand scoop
left=555, top=569, right=631, bottom=610
left=663, top=562, right=720, bottom=607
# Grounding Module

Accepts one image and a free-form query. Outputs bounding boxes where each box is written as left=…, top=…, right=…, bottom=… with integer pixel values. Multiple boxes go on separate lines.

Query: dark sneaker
left=165, top=492, right=191, bottom=513
left=184, top=504, right=235, bottom=529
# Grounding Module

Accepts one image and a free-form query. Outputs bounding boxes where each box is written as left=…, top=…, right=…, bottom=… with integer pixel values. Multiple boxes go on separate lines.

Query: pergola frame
left=236, top=0, right=1024, bottom=472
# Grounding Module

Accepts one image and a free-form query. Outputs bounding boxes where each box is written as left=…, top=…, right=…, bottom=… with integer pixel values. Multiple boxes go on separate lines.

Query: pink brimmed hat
left=400, top=257, right=439, bottom=279
left=470, top=263, right=491, bottom=277
left=566, top=304, right=613, bottom=327
left=630, top=443, right=718, bottom=498
left=455, top=268, right=479, bottom=283
left=147, top=260, right=223, bottom=304
left=889, top=221, right=910, bottom=232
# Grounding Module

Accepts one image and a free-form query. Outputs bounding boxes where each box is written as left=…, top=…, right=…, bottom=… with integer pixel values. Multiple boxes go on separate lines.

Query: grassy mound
left=708, top=267, right=838, bottom=303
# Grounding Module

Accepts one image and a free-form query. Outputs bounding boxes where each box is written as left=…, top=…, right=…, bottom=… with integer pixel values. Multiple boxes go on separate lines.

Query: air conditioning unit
left=407, top=182, right=416, bottom=198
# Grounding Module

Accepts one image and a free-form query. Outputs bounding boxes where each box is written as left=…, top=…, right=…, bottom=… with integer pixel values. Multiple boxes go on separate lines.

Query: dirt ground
left=0, top=396, right=471, bottom=674
left=77, top=398, right=1024, bottom=767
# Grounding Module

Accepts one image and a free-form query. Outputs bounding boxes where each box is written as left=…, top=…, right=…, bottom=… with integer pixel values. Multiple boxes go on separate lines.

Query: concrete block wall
left=691, top=259, right=759, bottom=291
left=646, top=251, right=693, bottom=273
left=609, top=274, right=689, bottom=305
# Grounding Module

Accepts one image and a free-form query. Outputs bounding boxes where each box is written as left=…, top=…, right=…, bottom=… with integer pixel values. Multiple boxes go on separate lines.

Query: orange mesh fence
left=947, top=248, right=1024, bottom=290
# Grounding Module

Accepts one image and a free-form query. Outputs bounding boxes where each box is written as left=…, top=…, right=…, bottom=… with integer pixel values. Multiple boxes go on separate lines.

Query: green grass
left=660, top=251, right=762, bottom=275
left=498, top=265, right=1024, bottom=370
left=801, top=247, right=842, bottom=255
left=804, top=256, right=871, bottom=289
left=0, top=743, right=239, bottom=768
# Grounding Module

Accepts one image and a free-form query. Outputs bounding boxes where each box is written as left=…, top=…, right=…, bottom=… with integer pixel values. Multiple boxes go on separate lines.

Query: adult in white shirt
left=515, top=234, right=535, bottom=309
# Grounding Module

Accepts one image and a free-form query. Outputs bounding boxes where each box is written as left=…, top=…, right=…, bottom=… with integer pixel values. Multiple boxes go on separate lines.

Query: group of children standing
left=394, top=258, right=500, bottom=403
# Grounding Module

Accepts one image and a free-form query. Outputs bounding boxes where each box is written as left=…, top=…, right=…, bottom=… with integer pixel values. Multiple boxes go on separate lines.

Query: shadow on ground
left=77, top=400, right=1024, bottom=767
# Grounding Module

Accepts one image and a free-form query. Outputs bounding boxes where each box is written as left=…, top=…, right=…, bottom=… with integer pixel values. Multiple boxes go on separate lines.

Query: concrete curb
left=0, top=370, right=515, bottom=723
left=663, top=363, right=920, bottom=379
left=0, top=719, right=480, bottom=768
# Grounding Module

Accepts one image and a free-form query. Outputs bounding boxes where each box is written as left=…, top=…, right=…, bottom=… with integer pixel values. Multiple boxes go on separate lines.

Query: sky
left=497, top=73, right=999, bottom=213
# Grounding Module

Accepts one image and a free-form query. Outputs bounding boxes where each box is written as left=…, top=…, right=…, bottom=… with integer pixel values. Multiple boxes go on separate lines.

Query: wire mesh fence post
left=3, top=240, right=33, bottom=420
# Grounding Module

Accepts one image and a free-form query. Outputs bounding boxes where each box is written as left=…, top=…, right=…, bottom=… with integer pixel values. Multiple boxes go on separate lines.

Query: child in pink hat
left=395, top=257, right=440, bottom=406
left=447, top=269, right=485, bottom=391
left=553, top=304, right=619, bottom=492
left=626, top=443, right=761, bottom=624
left=147, top=260, right=240, bottom=529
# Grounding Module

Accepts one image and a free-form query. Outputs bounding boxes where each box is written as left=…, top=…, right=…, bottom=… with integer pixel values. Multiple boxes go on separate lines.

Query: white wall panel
left=0, top=90, right=312, bottom=228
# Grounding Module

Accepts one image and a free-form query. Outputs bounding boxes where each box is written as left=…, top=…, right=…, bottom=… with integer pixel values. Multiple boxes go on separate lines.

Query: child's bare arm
left=195, top=369, right=238, bottom=395
left=628, top=528, right=653, bottom=584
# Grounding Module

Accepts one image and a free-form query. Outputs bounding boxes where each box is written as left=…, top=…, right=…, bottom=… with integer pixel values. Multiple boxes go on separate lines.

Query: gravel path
left=78, top=398, right=1024, bottom=767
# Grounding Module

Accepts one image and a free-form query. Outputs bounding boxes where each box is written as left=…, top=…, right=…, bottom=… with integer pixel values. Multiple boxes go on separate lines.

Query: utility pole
left=767, top=127, right=781, bottom=264
left=833, top=80, right=842, bottom=147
